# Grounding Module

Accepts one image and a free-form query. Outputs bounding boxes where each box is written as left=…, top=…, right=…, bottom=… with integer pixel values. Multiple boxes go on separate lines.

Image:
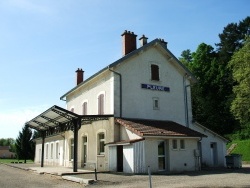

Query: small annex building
left=27, top=30, right=227, bottom=173
left=0, top=146, right=15, bottom=158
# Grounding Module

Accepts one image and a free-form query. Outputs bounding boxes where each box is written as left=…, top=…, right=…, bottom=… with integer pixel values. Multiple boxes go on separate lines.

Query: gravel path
left=73, top=166, right=250, bottom=188
left=0, top=164, right=83, bottom=188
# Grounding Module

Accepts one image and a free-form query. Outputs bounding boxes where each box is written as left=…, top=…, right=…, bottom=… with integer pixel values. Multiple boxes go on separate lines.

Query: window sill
left=97, top=154, right=105, bottom=157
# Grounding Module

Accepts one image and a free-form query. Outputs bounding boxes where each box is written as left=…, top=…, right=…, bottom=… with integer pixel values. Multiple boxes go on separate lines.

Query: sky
left=0, top=0, right=249, bottom=139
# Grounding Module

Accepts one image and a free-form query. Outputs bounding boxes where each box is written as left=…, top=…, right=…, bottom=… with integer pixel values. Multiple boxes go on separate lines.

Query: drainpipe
left=108, top=67, right=122, bottom=118
left=183, top=74, right=189, bottom=127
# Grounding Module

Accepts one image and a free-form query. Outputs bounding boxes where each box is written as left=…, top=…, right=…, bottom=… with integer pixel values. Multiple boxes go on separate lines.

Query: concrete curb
left=62, top=176, right=94, bottom=185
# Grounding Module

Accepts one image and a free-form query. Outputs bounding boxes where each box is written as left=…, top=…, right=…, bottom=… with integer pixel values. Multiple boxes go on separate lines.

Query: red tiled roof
left=106, top=138, right=145, bottom=146
left=0, top=146, right=10, bottom=150
left=116, top=118, right=206, bottom=138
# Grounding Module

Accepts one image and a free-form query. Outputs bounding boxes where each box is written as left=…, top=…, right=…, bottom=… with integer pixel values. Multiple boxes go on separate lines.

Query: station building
left=27, top=31, right=227, bottom=173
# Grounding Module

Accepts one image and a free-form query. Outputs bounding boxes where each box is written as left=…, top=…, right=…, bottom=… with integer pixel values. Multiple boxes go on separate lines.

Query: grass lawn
left=0, top=158, right=34, bottom=164
left=228, top=139, right=250, bottom=161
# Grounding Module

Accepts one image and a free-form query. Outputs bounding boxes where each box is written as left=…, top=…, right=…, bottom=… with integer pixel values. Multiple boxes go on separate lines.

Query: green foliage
left=228, top=123, right=250, bottom=140
left=0, top=138, right=16, bottom=152
left=228, top=38, right=250, bottom=125
left=179, top=16, right=250, bottom=136
left=0, top=159, right=33, bottom=164
left=179, top=49, right=192, bottom=66
left=228, top=139, right=250, bottom=161
left=15, top=125, right=35, bottom=163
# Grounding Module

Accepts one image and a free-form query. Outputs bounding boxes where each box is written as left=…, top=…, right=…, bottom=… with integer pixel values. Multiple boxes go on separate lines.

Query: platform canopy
left=26, top=105, right=80, bottom=132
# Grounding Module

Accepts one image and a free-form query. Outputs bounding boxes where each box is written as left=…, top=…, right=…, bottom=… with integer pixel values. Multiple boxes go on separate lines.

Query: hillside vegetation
left=228, top=139, right=250, bottom=161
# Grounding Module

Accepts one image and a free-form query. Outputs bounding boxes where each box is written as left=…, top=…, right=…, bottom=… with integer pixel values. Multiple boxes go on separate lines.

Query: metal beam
left=51, top=108, right=75, bottom=121
left=40, top=115, right=61, bottom=126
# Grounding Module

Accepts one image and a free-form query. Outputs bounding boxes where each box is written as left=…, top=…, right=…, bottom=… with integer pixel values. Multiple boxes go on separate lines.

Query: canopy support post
left=73, top=118, right=81, bottom=172
left=41, top=131, right=45, bottom=168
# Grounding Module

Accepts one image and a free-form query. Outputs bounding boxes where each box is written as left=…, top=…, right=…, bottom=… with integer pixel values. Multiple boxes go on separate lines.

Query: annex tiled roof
left=116, top=118, right=206, bottom=138
left=105, top=138, right=145, bottom=146
left=0, top=146, right=10, bottom=150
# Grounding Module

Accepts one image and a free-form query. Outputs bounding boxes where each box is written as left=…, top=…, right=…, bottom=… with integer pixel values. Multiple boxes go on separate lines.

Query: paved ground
left=0, top=163, right=83, bottom=188
left=1, top=163, right=250, bottom=187
left=73, top=166, right=250, bottom=188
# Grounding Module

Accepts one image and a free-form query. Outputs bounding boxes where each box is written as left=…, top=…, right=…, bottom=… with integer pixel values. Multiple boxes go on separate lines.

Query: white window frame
left=180, top=139, right=185, bottom=150
left=70, top=138, right=74, bottom=161
left=56, top=142, right=59, bottom=159
left=46, top=144, right=49, bottom=159
left=153, top=97, right=160, bottom=110
left=158, top=141, right=166, bottom=171
left=98, top=133, right=105, bottom=155
left=50, top=143, right=53, bottom=159
left=172, top=139, right=178, bottom=150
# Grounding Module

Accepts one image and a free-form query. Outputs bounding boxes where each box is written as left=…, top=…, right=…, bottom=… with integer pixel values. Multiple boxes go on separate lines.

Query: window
left=172, top=139, right=177, bottom=149
left=70, top=139, right=74, bottom=160
left=50, top=143, right=53, bottom=159
left=98, top=133, right=105, bottom=155
left=56, top=142, right=59, bottom=159
left=153, top=97, right=159, bottom=110
left=151, top=64, right=159, bottom=81
left=180, top=139, right=185, bottom=150
left=158, top=141, right=165, bottom=170
left=82, top=102, right=87, bottom=115
left=98, top=94, right=104, bottom=115
left=83, top=136, right=87, bottom=164
left=46, top=144, right=49, bottom=159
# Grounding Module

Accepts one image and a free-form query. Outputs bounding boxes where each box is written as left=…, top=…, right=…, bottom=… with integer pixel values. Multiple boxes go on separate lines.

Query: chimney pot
left=139, top=34, right=148, bottom=47
left=159, top=38, right=168, bottom=48
left=121, top=30, right=137, bottom=56
left=76, top=68, right=84, bottom=85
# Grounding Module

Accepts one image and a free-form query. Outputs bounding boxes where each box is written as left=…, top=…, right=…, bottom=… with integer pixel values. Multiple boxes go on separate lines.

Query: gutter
left=108, top=67, right=122, bottom=117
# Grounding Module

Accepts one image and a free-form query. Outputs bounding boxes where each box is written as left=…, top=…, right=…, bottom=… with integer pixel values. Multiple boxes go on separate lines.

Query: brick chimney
left=139, top=35, right=148, bottom=47
left=121, top=30, right=137, bottom=56
left=76, top=68, right=84, bottom=85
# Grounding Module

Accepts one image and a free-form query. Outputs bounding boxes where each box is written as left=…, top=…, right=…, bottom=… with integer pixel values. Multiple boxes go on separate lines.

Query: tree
left=0, top=138, right=16, bottom=152
left=187, top=43, right=232, bottom=134
left=229, top=38, right=250, bottom=125
left=15, top=125, right=35, bottom=163
left=179, top=49, right=192, bottom=66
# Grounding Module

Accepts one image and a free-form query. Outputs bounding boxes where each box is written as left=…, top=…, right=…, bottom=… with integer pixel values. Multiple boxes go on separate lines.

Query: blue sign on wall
left=141, top=83, right=170, bottom=92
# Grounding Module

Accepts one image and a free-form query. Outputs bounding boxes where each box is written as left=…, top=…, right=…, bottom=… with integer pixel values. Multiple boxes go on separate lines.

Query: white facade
left=33, top=31, right=227, bottom=173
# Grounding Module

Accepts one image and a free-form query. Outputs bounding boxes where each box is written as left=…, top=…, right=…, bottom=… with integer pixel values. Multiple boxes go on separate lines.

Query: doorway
left=117, top=145, right=123, bottom=172
left=210, top=142, right=218, bottom=166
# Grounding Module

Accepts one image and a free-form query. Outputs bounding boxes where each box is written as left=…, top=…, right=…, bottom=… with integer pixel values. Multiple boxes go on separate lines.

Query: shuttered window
left=151, top=64, right=159, bottom=81
left=98, top=94, right=104, bottom=115
left=82, top=102, right=87, bottom=115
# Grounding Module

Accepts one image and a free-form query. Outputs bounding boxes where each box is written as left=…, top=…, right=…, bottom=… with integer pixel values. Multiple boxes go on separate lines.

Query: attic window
left=151, top=64, right=159, bottom=81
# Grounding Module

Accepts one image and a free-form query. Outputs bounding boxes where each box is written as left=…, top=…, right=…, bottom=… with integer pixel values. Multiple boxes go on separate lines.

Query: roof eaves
left=194, top=122, right=228, bottom=142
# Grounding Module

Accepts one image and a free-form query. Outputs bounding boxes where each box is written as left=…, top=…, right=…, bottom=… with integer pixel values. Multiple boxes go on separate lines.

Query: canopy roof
left=26, top=105, right=79, bottom=131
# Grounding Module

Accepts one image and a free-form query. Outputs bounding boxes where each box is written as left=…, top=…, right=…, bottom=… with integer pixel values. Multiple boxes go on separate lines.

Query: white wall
left=143, top=138, right=198, bottom=173
left=168, top=138, right=198, bottom=172
left=114, top=47, right=190, bottom=125
left=190, top=123, right=227, bottom=167
left=66, top=71, right=114, bottom=115
left=120, top=126, right=142, bottom=140
left=123, top=145, right=134, bottom=173
left=34, top=136, right=64, bottom=166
